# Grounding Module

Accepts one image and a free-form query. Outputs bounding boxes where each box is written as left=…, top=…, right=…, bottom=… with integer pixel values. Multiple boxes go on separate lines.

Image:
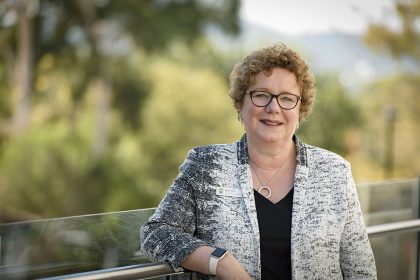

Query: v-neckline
left=254, top=187, right=294, bottom=205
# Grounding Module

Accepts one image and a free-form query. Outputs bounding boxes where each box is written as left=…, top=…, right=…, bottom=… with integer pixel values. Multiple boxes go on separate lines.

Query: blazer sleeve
left=140, top=148, right=207, bottom=271
left=339, top=163, right=377, bottom=279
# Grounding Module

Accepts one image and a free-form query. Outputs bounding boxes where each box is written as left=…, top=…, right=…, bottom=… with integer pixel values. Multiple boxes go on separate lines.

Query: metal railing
left=1, top=177, right=419, bottom=280
left=367, top=219, right=420, bottom=237
left=39, top=219, right=420, bottom=280
left=40, top=261, right=181, bottom=280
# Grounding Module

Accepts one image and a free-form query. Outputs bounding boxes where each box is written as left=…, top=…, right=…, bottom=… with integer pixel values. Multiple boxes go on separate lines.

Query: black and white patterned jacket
left=141, top=134, right=377, bottom=280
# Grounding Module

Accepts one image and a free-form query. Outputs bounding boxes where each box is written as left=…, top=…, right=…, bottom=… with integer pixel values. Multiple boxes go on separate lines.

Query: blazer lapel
left=236, top=134, right=261, bottom=248
left=290, top=136, right=310, bottom=277
left=239, top=165, right=259, bottom=237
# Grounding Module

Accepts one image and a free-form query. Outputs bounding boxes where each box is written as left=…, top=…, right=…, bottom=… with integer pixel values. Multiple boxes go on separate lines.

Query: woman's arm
left=339, top=164, right=377, bottom=279
left=141, top=148, right=252, bottom=279
left=140, top=149, right=207, bottom=270
left=181, top=246, right=251, bottom=280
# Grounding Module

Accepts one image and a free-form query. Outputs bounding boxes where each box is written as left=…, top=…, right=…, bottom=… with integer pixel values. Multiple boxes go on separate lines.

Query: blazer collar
left=237, top=133, right=249, bottom=165
left=236, top=133, right=307, bottom=167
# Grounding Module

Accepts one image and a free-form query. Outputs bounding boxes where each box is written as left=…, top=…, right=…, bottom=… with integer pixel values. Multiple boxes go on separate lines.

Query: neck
left=247, top=135, right=295, bottom=171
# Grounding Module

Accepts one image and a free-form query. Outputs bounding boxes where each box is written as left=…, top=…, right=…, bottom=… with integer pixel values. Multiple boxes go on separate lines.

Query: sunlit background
left=0, top=0, right=419, bottom=222
left=241, top=0, right=399, bottom=35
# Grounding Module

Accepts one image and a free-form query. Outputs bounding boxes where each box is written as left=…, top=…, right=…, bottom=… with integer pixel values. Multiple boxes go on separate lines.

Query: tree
left=362, top=0, right=420, bottom=180
left=0, top=0, right=242, bottom=220
left=364, top=0, right=420, bottom=65
left=0, top=54, right=244, bottom=219
left=0, top=0, right=240, bottom=150
left=296, top=73, right=362, bottom=156
left=358, top=74, right=420, bottom=179
left=139, top=57, right=244, bottom=197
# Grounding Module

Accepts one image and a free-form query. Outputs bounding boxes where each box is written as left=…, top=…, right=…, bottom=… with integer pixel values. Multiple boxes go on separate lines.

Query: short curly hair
left=229, top=43, right=316, bottom=124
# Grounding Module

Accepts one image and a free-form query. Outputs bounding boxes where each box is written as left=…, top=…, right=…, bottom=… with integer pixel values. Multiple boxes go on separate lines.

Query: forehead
left=249, top=69, right=300, bottom=97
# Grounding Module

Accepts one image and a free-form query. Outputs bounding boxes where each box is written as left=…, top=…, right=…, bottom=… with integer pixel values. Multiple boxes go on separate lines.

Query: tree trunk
left=78, top=0, right=111, bottom=158
left=12, top=1, right=34, bottom=134
left=93, top=73, right=111, bottom=158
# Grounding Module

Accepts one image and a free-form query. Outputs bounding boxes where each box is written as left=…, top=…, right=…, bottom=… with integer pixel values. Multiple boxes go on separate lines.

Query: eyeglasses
left=245, top=91, right=301, bottom=110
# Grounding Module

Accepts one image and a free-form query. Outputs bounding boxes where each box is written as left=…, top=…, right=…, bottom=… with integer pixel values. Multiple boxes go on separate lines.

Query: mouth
left=261, top=120, right=282, bottom=126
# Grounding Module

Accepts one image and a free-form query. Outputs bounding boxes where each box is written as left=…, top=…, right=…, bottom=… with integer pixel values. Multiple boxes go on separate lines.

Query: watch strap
left=209, top=248, right=227, bottom=275
left=209, top=255, right=219, bottom=275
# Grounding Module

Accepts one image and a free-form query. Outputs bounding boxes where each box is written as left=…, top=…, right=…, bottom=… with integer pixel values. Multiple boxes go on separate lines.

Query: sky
left=240, top=0, right=398, bottom=35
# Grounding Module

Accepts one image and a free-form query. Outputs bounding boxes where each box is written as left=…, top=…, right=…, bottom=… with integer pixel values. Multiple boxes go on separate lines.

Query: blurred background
left=0, top=0, right=419, bottom=221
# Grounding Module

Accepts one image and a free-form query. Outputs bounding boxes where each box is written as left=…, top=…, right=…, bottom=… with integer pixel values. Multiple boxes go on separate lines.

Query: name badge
left=216, top=187, right=242, bottom=198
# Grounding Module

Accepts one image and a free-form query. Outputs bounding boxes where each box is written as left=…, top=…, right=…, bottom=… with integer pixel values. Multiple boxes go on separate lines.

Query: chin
left=260, top=132, right=293, bottom=144
left=259, top=134, right=283, bottom=144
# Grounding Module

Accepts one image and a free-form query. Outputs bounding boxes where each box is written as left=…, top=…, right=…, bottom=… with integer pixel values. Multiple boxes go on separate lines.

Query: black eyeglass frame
left=245, top=91, right=301, bottom=110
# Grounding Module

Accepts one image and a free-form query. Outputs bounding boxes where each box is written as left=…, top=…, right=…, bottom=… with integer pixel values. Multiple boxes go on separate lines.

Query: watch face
left=212, top=248, right=227, bottom=258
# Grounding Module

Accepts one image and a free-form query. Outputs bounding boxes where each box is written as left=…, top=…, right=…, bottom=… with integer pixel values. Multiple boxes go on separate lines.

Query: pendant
left=258, top=186, right=271, bottom=198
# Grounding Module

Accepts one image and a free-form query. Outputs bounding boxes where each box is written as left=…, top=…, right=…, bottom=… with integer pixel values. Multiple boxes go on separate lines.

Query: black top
left=254, top=187, right=294, bottom=280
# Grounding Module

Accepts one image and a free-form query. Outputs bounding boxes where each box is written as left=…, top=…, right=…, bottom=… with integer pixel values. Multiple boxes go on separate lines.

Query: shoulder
left=302, top=142, right=350, bottom=172
left=180, top=142, right=238, bottom=175
left=186, top=134, right=246, bottom=163
left=176, top=142, right=239, bottom=188
left=299, top=142, right=355, bottom=198
left=305, top=143, right=348, bottom=164
left=186, top=142, right=237, bottom=162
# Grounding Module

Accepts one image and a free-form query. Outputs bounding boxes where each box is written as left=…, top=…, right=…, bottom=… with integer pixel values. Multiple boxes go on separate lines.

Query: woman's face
left=240, top=67, right=301, bottom=147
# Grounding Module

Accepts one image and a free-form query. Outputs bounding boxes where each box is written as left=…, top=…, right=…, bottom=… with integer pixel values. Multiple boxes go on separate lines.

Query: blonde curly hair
left=229, top=43, right=316, bottom=124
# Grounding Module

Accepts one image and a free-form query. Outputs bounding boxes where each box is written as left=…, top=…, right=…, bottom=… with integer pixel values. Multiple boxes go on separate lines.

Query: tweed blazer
left=141, top=134, right=377, bottom=280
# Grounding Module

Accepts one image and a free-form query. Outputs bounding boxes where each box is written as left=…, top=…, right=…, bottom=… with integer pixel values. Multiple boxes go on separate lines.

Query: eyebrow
left=249, top=87, right=270, bottom=91
left=249, top=89, right=297, bottom=95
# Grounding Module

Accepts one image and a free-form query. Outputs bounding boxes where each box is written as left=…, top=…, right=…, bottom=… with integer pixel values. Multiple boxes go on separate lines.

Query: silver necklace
left=249, top=159, right=285, bottom=198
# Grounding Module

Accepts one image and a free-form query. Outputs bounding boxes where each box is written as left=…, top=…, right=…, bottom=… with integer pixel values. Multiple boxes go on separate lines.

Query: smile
left=261, top=120, right=281, bottom=125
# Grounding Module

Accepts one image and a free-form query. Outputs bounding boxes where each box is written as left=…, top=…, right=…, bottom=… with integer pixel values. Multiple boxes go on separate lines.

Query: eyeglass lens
left=251, top=92, right=299, bottom=109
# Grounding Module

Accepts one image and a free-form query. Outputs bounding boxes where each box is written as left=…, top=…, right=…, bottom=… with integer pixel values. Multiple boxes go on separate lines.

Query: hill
left=206, top=20, right=416, bottom=89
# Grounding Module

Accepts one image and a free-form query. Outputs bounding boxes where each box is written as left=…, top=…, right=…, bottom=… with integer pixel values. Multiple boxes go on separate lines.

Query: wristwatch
left=209, top=248, right=227, bottom=275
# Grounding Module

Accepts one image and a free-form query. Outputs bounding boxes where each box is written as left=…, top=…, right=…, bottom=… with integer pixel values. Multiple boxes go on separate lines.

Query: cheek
left=285, top=110, right=300, bottom=123
left=241, top=102, right=255, bottom=120
left=244, top=107, right=263, bottom=123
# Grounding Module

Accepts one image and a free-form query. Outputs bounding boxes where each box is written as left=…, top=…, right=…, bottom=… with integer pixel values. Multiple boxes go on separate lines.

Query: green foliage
left=0, top=122, right=154, bottom=218
left=0, top=63, right=11, bottom=119
left=0, top=0, right=243, bottom=221
left=358, top=0, right=420, bottom=180
left=0, top=51, right=243, bottom=219
left=0, top=0, right=244, bottom=221
left=358, top=74, right=420, bottom=178
left=161, top=38, right=245, bottom=84
left=0, top=0, right=241, bottom=145
left=296, top=73, right=362, bottom=156
left=139, top=58, right=243, bottom=193
left=1, top=0, right=241, bottom=63
left=364, top=0, right=420, bottom=63
left=110, top=58, right=151, bottom=130
left=109, top=0, right=240, bottom=51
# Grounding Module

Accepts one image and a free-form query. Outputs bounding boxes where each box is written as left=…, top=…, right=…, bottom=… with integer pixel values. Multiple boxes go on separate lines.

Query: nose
left=265, top=96, right=281, bottom=113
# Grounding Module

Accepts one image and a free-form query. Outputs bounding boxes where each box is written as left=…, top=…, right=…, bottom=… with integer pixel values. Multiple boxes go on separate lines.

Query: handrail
left=40, top=219, right=420, bottom=280
left=366, top=219, right=420, bottom=237
left=40, top=261, right=180, bottom=280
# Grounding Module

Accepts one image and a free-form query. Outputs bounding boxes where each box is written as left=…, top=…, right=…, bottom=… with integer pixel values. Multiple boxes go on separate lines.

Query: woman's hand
left=181, top=246, right=251, bottom=279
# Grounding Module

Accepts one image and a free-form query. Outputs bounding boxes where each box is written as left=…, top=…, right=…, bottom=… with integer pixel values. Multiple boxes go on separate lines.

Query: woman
left=141, top=43, right=376, bottom=279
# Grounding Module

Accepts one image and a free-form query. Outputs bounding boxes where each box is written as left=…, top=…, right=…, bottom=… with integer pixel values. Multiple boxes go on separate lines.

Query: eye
left=280, top=96, right=293, bottom=102
left=254, top=92, right=270, bottom=98
left=279, top=94, right=297, bottom=103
